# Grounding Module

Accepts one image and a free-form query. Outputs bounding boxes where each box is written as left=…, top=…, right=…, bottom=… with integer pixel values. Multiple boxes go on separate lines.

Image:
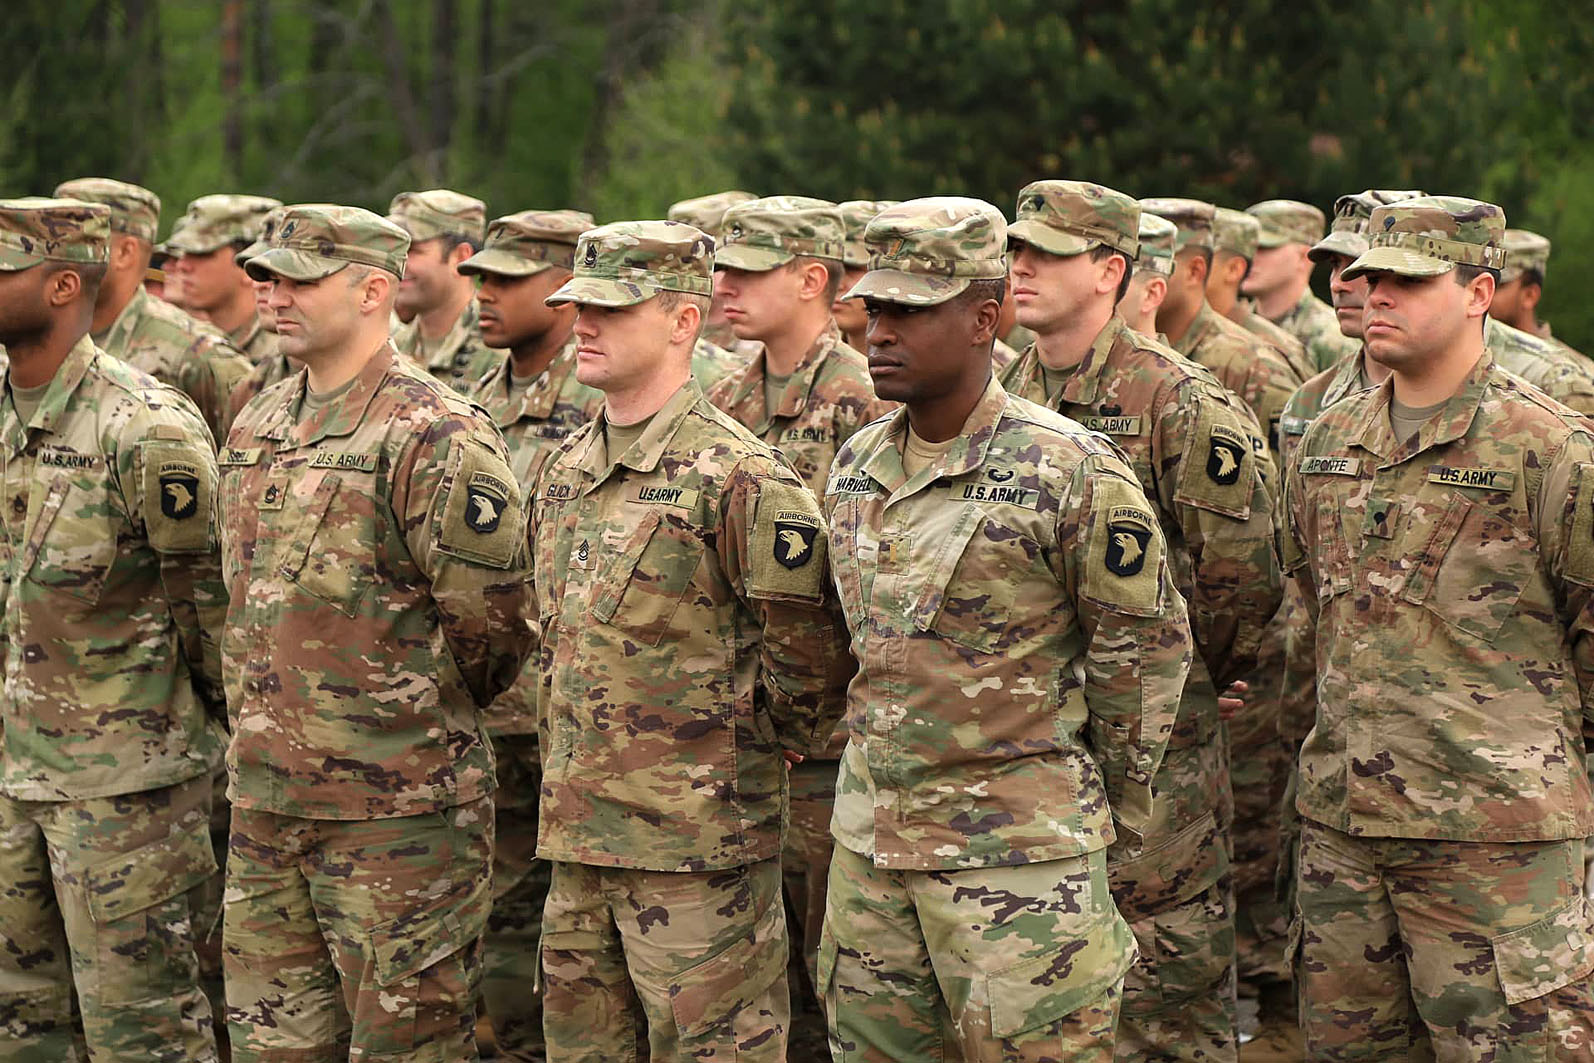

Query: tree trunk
left=221, top=0, right=244, bottom=178
left=373, top=0, right=433, bottom=181
left=429, top=0, right=457, bottom=170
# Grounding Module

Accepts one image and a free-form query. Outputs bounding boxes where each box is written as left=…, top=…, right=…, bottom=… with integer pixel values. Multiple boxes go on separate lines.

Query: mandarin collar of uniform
left=477, top=338, right=581, bottom=429
left=1170, top=300, right=1219, bottom=359
left=574, top=376, right=703, bottom=483
left=1350, top=348, right=1495, bottom=464
left=229, top=312, right=264, bottom=354
left=1054, top=314, right=1129, bottom=409
left=0, top=334, right=98, bottom=458
left=97, top=284, right=147, bottom=352
left=718, top=320, right=839, bottom=430
left=1322, top=348, right=1371, bottom=410
left=425, top=298, right=479, bottom=371
left=859, top=373, right=1008, bottom=495
left=259, top=340, right=396, bottom=448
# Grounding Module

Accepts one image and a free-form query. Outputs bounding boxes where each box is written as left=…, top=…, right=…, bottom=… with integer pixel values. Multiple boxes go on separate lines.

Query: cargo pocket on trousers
left=1144, top=881, right=1232, bottom=1004
left=85, top=818, right=217, bottom=1005
left=365, top=878, right=487, bottom=1058
left=669, top=896, right=787, bottom=1051
left=988, top=912, right=1136, bottom=1039
left=1489, top=894, right=1594, bottom=1062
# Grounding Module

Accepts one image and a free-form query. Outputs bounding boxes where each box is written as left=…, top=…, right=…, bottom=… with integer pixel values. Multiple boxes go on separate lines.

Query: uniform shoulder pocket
left=746, top=478, right=827, bottom=602
left=1566, top=462, right=1594, bottom=588
left=1173, top=396, right=1255, bottom=521
left=141, top=439, right=215, bottom=553
left=436, top=441, right=523, bottom=569
left=1081, top=474, right=1164, bottom=618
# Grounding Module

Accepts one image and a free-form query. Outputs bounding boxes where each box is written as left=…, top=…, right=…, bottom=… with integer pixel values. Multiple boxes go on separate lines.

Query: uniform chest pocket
left=590, top=510, right=703, bottom=646
left=24, top=473, right=118, bottom=607
left=278, top=473, right=378, bottom=618
left=910, top=508, right=1031, bottom=654
left=1401, top=491, right=1533, bottom=644
left=826, top=499, right=867, bottom=633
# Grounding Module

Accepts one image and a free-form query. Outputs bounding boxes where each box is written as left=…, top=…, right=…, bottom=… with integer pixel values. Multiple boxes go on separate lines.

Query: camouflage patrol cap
left=544, top=220, right=714, bottom=307
left=1309, top=189, right=1426, bottom=263
left=1247, top=199, right=1325, bottom=248
left=1138, top=198, right=1216, bottom=252
left=387, top=189, right=486, bottom=244
left=0, top=198, right=111, bottom=270
left=52, top=178, right=160, bottom=242
left=167, top=194, right=284, bottom=255
left=838, top=200, right=897, bottom=268
left=1500, top=229, right=1551, bottom=283
left=1342, top=196, right=1507, bottom=281
left=843, top=197, right=1007, bottom=306
left=1212, top=208, right=1260, bottom=260
left=666, top=190, right=756, bottom=239
left=459, top=210, right=595, bottom=277
left=1136, top=214, right=1177, bottom=277
left=244, top=204, right=410, bottom=282
left=1008, top=180, right=1140, bottom=259
left=235, top=203, right=338, bottom=268
left=715, top=196, right=844, bottom=271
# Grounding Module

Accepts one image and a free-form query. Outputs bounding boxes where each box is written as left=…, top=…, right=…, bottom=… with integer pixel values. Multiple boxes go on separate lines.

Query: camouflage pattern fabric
left=548, top=219, right=716, bottom=307
left=1293, top=819, right=1594, bottom=1060
left=164, top=194, right=282, bottom=255
left=225, top=352, right=297, bottom=434
left=837, top=199, right=898, bottom=268
left=94, top=285, right=254, bottom=445
left=458, top=208, right=594, bottom=279
left=1486, top=316, right=1594, bottom=417
left=218, top=342, right=534, bottom=821
left=784, top=756, right=840, bottom=992
left=820, top=845, right=1132, bottom=1062
left=1232, top=297, right=1316, bottom=381
left=992, top=336, right=1023, bottom=370
left=226, top=312, right=278, bottom=366
left=391, top=296, right=504, bottom=391
left=223, top=797, right=492, bottom=1061
left=387, top=188, right=487, bottom=244
left=540, top=858, right=789, bottom=1063
left=1138, top=197, right=1217, bottom=253
left=1008, top=179, right=1142, bottom=258
left=244, top=204, right=410, bottom=283
left=665, top=190, right=757, bottom=240
left=691, top=336, right=743, bottom=388
left=843, top=197, right=1008, bottom=306
left=0, top=774, right=217, bottom=1062
left=1273, top=288, right=1359, bottom=375
left=529, top=379, right=850, bottom=872
left=715, top=195, right=845, bottom=270
left=1116, top=874, right=1237, bottom=1063
left=1169, top=300, right=1301, bottom=460
left=1341, top=195, right=1508, bottom=280
left=1246, top=199, right=1325, bottom=249
left=53, top=178, right=161, bottom=242
left=0, top=197, right=111, bottom=266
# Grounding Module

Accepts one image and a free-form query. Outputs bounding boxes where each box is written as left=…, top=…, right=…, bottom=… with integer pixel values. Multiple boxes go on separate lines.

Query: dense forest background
left=3, top=0, right=1590, bottom=344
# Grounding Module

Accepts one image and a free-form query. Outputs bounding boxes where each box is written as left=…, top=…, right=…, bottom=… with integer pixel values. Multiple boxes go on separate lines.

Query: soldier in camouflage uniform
left=55, top=178, right=253, bottom=445
left=0, top=199, right=224, bottom=1061
left=167, top=194, right=282, bottom=364
left=1490, top=229, right=1586, bottom=361
left=832, top=199, right=895, bottom=356
left=225, top=206, right=302, bottom=428
left=453, top=208, right=601, bottom=1061
left=820, top=197, right=1192, bottom=1061
left=221, top=205, right=535, bottom=1060
left=1243, top=200, right=1360, bottom=374
left=704, top=195, right=892, bottom=1021
left=1284, top=196, right=1594, bottom=1060
left=1209, top=207, right=1316, bottom=381
left=388, top=189, right=504, bottom=389
left=667, top=189, right=757, bottom=351
left=1004, top=180, right=1283, bottom=1063
left=1119, top=213, right=1176, bottom=339
left=530, top=219, right=849, bottom=1063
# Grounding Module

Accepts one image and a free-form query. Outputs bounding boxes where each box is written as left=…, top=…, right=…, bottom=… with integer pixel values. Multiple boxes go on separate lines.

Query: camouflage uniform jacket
left=392, top=298, right=503, bottom=392
left=705, top=321, right=894, bottom=499
left=96, top=285, right=254, bottom=446
left=691, top=336, right=743, bottom=390
left=218, top=343, right=534, bottom=820
left=1234, top=299, right=1316, bottom=382
left=0, top=335, right=226, bottom=801
left=226, top=352, right=297, bottom=431
left=1534, top=321, right=1588, bottom=363
left=1486, top=317, right=1594, bottom=418
left=824, top=375, right=1191, bottom=870
left=992, top=337, right=1023, bottom=371
left=1000, top=319, right=1280, bottom=910
left=1279, top=351, right=1370, bottom=469
left=468, top=342, right=600, bottom=740
left=1275, top=289, right=1358, bottom=375
left=1173, top=301, right=1300, bottom=459
left=530, top=380, right=851, bottom=872
left=229, top=312, right=279, bottom=366
left=1283, top=352, right=1594, bottom=841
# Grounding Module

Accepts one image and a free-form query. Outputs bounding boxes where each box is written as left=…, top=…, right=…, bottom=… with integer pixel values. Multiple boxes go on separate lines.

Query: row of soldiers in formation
left=0, top=173, right=1588, bottom=1063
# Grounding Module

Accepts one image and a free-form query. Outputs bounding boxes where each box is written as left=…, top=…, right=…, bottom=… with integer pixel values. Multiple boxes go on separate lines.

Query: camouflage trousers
left=223, top=799, right=492, bottom=1062
left=1294, top=818, right=1594, bottom=1061
left=0, top=774, right=218, bottom=1062
left=784, top=756, right=838, bottom=994
left=481, top=737, right=550, bottom=1062
left=821, top=844, right=1133, bottom=1062
left=1110, top=816, right=1237, bottom=1062
left=539, top=857, right=789, bottom=1063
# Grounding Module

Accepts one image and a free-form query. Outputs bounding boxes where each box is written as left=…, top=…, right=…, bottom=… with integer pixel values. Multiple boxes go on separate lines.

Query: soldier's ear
left=45, top=264, right=83, bottom=308
left=1464, top=269, right=1496, bottom=321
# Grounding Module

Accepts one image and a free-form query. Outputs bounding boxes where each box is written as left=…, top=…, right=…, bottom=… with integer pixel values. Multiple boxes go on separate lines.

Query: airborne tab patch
left=1206, top=424, right=1247, bottom=486
left=142, top=443, right=213, bottom=553
left=748, top=482, right=827, bottom=601
left=1082, top=479, right=1163, bottom=617
left=159, top=461, right=201, bottom=520
left=437, top=444, right=522, bottom=569
left=464, top=472, right=509, bottom=534
left=772, top=511, right=820, bottom=569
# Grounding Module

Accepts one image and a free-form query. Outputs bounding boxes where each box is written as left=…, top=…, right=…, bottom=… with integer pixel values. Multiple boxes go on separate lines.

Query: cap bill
left=234, top=240, right=267, bottom=268
left=459, top=248, right=552, bottom=278
left=1308, top=232, right=1369, bottom=263
left=714, top=243, right=790, bottom=271
left=1341, top=246, right=1456, bottom=281
left=244, top=248, right=350, bottom=283
left=842, top=268, right=970, bottom=306
left=544, top=275, right=656, bottom=308
left=1007, top=219, right=1094, bottom=257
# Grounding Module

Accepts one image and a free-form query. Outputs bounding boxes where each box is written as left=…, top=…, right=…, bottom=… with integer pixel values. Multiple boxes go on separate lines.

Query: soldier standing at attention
left=1285, top=196, right=1594, bottom=1059
left=1209, top=207, right=1316, bottom=381
left=167, top=194, right=283, bottom=364
left=388, top=189, right=504, bottom=390
left=54, top=177, right=253, bottom=445
left=221, top=205, right=534, bottom=1060
left=1490, top=228, right=1588, bottom=360
left=225, top=205, right=303, bottom=427
left=456, top=208, right=601, bottom=1061
left=1119, top=213, right=1177, bottom=339
left=820, top=197, right=1191, bottom=1061
left=705, top=194, right=892, bottom=1020
left=0, top=198, right=226, bottom=1061
left=666, top=189, right=758, bottom=352
left=831, top=199, right=896, bottom=355
left=530, top=220, right=849, bottom=1063
left=1243, top=199, right=1359, bottom=374
left=1003, top=181, right=1282, bottom=1063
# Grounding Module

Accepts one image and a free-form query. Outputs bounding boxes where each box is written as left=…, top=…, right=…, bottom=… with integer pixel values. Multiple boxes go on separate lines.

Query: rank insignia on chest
left=574, top=538, right=593, bottom=568
left=464, top=472, right=509, bottom=534
left=1206, top=428, right=1246, bottom=486
left=1105, top=509, right=1153, bottom=577
left=773, top=512, right=819, bottom=569
left=159, top=463, right=200, bottom=520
